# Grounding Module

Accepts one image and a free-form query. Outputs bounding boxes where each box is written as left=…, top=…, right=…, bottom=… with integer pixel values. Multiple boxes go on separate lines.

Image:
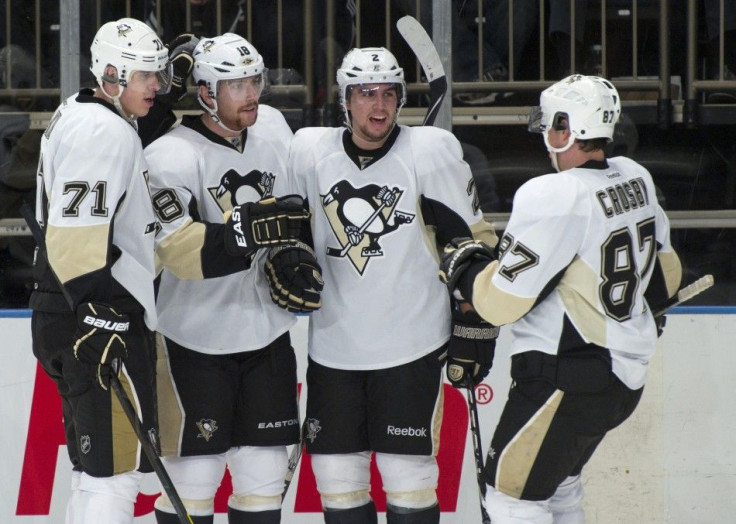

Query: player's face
left=119, top=70, right=162, bottom=118
left=215, top=74, right=264, bottom=130
left=347, top=83, right=399, bottom=150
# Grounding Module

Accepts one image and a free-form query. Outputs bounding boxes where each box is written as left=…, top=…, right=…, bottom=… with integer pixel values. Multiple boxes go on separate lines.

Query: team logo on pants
left=305, top=418, right=322, bottom=443
left=321, top=181, right=415, bottom=275
left=196, top=419, right=218, bottom=441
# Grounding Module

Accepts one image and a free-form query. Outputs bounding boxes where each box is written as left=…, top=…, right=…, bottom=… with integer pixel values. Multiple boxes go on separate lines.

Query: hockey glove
left=439, top=237, right=495, bottom=302
left=445, top=299, right=498, bottom=388
left=224, top=195, right=310, bottom=258
left=73, top=302, right=129, bottom=390
left=265, top=241, right=324, bottom=313
left=167, top=33, right=199, bottom=101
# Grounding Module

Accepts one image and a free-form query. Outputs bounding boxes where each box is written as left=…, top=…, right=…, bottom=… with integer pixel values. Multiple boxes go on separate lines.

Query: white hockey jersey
left=144, top=105, right=296, bottom=353
left=289, top=125, right=492, bottom=370
left=472, top=157, right=681, bottom=389
left=36, top=90, right=158, bottom=328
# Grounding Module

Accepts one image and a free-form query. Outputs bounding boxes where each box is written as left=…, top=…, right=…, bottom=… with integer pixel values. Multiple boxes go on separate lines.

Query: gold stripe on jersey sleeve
left=157, top=218, right=206, bottom=280
left=111, top=370, right=143, bottom=474
left=472, top=260, right=536, bottom=326
left=659, top=250, right=682, bottom=298
left=470, top=219, right=498, bottom=248
left=557, top=257, right=607, bottom=347
left=47, top=223, right=109, bottom=284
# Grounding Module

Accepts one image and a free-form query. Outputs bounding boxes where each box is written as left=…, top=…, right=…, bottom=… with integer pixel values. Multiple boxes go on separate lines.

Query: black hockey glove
left=439, top=237, right=495, bottom=302
left=445, top=299, right=498, bottom=388
left=265, top=241, right=324, bottom=313
left=73, top=302, right=129, bottom=390
left=167, top=33, right=199, bottom=101
left=224, top=195, right=310, bottom=258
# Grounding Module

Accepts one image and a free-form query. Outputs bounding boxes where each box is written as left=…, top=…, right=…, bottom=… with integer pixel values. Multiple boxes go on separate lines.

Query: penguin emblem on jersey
left=196, top=419, right=218, bottom=441
left=322, top=181, right=415, bottom=275
left=208, top=168, right=275, bottom=211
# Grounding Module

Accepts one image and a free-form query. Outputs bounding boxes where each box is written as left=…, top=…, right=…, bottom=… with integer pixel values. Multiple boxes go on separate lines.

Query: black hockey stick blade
left=20, top=203, right=193, bottom=524
left=653, top=274, right=714, bottom=318
left=396, top=15, right=447, bottom=127
left=424, top=76, right=448, bottom=126
left=465, top=381, right=492, bottom=524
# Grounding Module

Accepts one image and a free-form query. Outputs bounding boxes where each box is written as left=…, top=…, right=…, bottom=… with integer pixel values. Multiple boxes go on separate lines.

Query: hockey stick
left=465, top=380, right=492, bottom=524
left=282, top=419, right=306, bottom=501
left=20, top=204, right=193, bottom=524
left=396, top=15, right=447, bottom=127
left=653, top=274, right=714, bottom=318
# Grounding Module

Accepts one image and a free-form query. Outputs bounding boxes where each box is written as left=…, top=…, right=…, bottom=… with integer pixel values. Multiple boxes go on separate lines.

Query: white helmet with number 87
left=528, top=74, right=621, bottom=155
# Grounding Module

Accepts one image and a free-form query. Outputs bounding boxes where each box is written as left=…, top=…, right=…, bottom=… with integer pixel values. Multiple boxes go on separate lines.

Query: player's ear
left=102, top=65, right=119, bottom=84
left=198, top=84, right=215, bottom=108
left=552, top=114, right=568, bottom=132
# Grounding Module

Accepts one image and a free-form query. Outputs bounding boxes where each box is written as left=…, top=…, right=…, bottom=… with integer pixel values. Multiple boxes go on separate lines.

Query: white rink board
left=1, top=312, right=735, bottom=523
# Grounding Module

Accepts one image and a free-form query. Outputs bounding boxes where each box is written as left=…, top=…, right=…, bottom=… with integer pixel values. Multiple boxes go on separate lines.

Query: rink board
left=1, top=310, right=734, bottom=523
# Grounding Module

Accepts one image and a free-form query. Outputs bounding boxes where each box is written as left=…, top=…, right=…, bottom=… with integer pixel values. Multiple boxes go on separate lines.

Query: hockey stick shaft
left=282, top=419, right=306, bottom=501
left=109, top=361, right=192, bottom=523
left=396, top=16, right=448, bottom=127
left=653, top=274, right=714, bottom=318
left=20, top=204, right=193, bottom=524
left=465, top=381, right=492, bottom=524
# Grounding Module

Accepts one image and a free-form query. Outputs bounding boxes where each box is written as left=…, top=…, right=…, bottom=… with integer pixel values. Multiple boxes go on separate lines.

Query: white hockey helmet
left=90, top=18, right=171, bottom=94
left=192, top=33, right=267, bottom=100
left=336, top=47, right=407, bottom=125
left=529, top=74, right=621, bottom=142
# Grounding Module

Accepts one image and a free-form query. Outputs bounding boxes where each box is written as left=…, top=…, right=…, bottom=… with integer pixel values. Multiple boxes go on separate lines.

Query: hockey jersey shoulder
left=404, top=125, right=464, bottom=161
left=57, top=98, right=139, bottom=152
left=513, top=171, right=585, bottom=221
left=293, top=126, right=341, bottom=148
left=252, top=104, right=293, bottom=146
left=144, top=125, right=202, bottom=183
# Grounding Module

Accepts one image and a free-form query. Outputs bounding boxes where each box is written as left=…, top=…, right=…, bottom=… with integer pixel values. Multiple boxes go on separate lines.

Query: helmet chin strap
left=97, top=79, right=139, bottom=129
left=543, top=132, right=575, bottom=172
left=198, top=95, right=245, bottom=135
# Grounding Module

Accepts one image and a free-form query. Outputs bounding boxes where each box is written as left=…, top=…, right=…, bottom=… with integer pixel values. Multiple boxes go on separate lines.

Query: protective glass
left=527, top=105, right=548, bottom=133
left=216, top=71, right=269, bottom=100
left=130, top=62, right=173, bottom=95
left=349, top=83, right=401, bottom=102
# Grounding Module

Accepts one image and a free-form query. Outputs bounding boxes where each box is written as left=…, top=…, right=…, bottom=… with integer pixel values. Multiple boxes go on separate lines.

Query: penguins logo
left=116, top=23, right=132, bottom=38
left=322, top=181, right=415, bottom=275
left=208, top=169, right=276, bottom=211
left=196, top=419, right=218, bottom=441
left=305, top=418, right=322, bottom=443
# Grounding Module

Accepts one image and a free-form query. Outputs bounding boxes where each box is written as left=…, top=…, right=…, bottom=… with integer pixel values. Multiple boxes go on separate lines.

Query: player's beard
left=221, top=102, right=259, bottom=131
left=353, top=113, right=395, bottom=145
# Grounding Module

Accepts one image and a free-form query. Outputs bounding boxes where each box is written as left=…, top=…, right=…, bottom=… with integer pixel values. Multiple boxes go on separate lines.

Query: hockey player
left=144, top=33, right=320, bottom=524
left=440, top=75, right=682, bottom=523
left=29, top=18, right=169, bottom=523
left=288, top=47, right=497, bottom=523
